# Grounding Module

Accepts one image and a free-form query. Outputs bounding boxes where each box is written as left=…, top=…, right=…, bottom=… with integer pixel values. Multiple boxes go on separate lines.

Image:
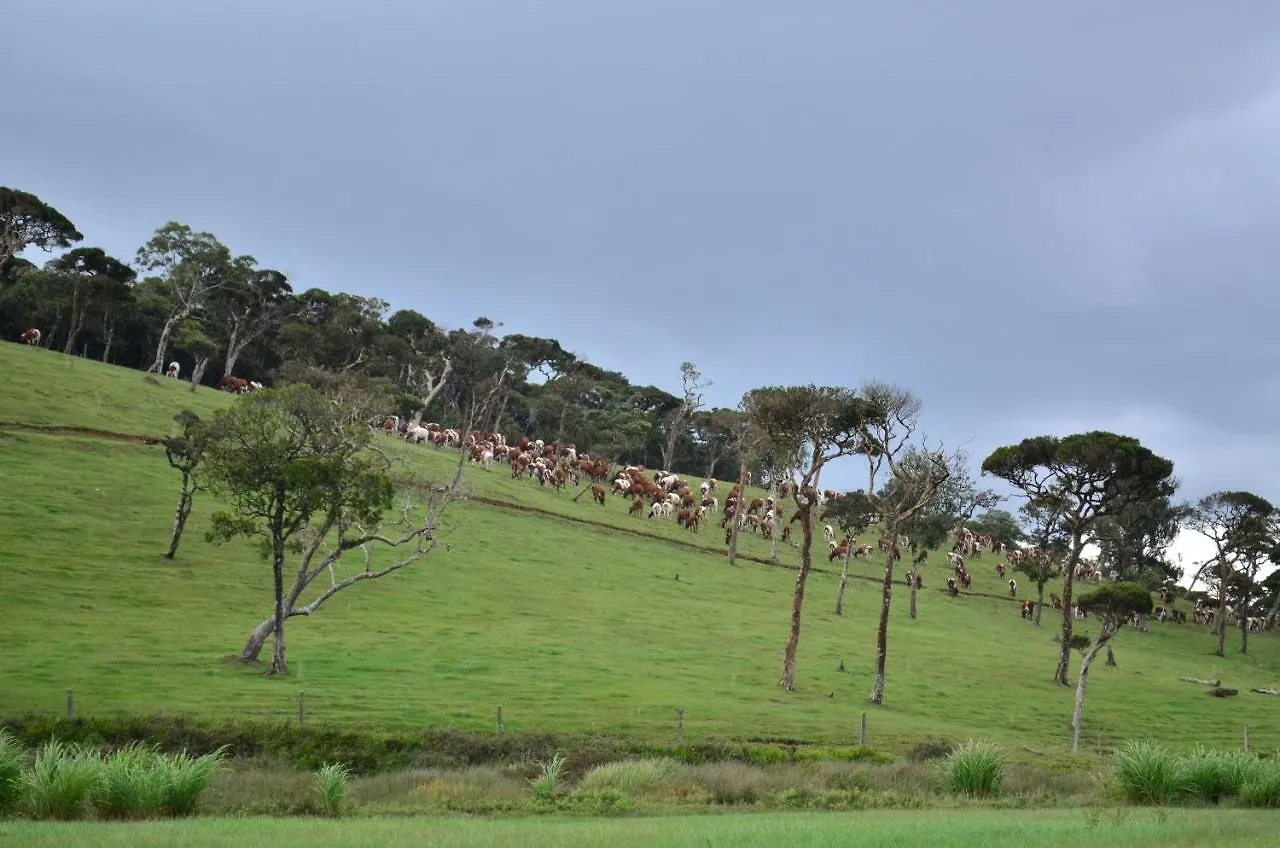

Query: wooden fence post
left=66, top=688, right=75, bottom=720
left=677, top=708, right=684, bottom=743
left=1244, top=725, right=1250, bottom=753
left=297, top=692, right=305, bottom=725
left=496, top=707, right=504, bottom=739
left=859, top=712, right=867, bottom=747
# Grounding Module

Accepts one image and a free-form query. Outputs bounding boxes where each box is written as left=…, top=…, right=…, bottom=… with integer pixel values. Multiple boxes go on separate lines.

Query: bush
left=94, top=743, right=169, bottom=820
left=1113, top=741, right=1185, bottom=805
left=1239, top=757, right=1280, bottom=808
left=25, top=739, right=102, bottom=820
left=529, top=752, right=566, bottom=802
left=314, top=762, right=350, bottom=817
left=1177, top=747, right=1257, bottom=804
left=575, top=758, right=682, bottom=797
left=0, top=729, right=28, bottom=815
left=909, top=738, right=954, bottom=762
left=943, top=740, right=1005, bottom=797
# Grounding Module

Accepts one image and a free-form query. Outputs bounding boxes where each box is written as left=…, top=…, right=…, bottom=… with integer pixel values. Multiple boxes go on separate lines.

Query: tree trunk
left=909, top=576, right=918, bottom=620
left=62, top=284, right=84, bottom=355
left=223, top=322, right=243, bottom=378
left=1216, top=580, right=1228, bottom=658
left=240, top=616, right=274, bottom=663
left=869, top=541, right=896, bottom=704
left=1106, top=645, right=1116, bottom=667
left=1034, top=581, right=1045, bottom=626
left=1072, top=632, right=1112, bottom=753
left=835, top=547, right=852, bottom=615
left=1240, top=612, right=1248, bottom=655
left=163, top=473, right=194, bottom=559
left=189, top=356, right=210, bottom=392
left=101, top=325, right=114, bottom=363
left=727, top=460, right=748, bottom=565
left=1055, top=533, right=1084, bottom=685
left=705, top=457, right=719, bottom=480
left=779, top=505, right=812, bottom=692
left=148, top=309, right=190, bottom=374
left=269, top=491, right=288, bottom=676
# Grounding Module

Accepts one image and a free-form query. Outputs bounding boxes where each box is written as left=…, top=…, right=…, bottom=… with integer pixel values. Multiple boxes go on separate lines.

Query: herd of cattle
left=378, top=416, right=1273, bottom=634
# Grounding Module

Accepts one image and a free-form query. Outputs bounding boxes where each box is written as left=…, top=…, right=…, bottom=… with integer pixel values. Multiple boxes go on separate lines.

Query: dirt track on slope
left=0, top=421, right=163, bottom=445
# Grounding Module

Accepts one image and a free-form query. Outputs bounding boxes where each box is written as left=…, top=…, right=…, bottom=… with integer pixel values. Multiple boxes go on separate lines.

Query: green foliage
left=744, top=385, right=880, bottom=466
left=0, top=187, right=83, bottom=276
left=1176, top=747, right=1258, bottom=803
left=574, top=758, right=681, bottom=796
left=314, top=762, right=350, bottom=817
left=1077, top=582, right=1155, bottom=623
left=1239, top=757, right=1280, bottom=807
left=93, top=742, right=172, bottom=820
left=529, top=753, right=567, bottom=801
left=161, top=746, right=225, bottom=817
left=24, top=739, right=102, bottom=820
left=1112, top=741, right=1186, bottom=805
left=0, top=728, right=28, bottom=814
left=943, top=740, right=1005, bottom=797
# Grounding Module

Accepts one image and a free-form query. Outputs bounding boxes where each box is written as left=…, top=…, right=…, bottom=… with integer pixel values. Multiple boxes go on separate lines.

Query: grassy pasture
left=3, top=809, right=1278, bottom=848
left=0, top=340, right=1278, bottom=756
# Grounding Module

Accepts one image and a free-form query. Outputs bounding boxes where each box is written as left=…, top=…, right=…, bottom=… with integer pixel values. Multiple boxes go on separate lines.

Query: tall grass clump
left=160, top=745, right=226, bottom=817
left=94, top=743, right=170, bottom=820
left=529, top=752, right=567, bottom=802
left=0, top=729, right=29, bottom=815
left=1112, top=741, right=1185, bottom=805
left=943, top=740, right=1005, bottom=797
left=25, top=739, right=103, bottom=820
left=315, top=762, right=351, bottom=817
left=1239, top=757, right=1280, bottom=808
left=1177, top=747, right=1258, bottom=804
left=575, top=758, right=682, bottom=797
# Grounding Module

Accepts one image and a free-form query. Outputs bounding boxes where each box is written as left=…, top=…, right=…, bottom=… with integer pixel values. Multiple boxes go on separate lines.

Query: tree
left=161, top=411, right=211, bottom=559
left=135, top=222, right=234, bottom=374
left=1070, top=582, right=1153, bottom=753
left=210, top=266, right=293, bottom=378
left=46, top=248, right=137, bottom=355
left=0, top=187, right=83, bottom=279
left=965, top=508, right=1026, bottom=549
left=982, top=432, right=1175, bottom=685
left=659, top=362, right=709, bottom=473
left=823, top=490, right=878, bottom=615
left=1185, top=491, right=1277, bottom=657
left=203, top=385, right=442, bottom=675
left=385, top=308, right=452, bottom=421
left=690, top=408, right=745, bottom=480
left=745, top=385, right=881, bottom=692
left=172, top=320, right=218, bottom=390
left=1013, top=501, right=1068, bottom=626
left=1092, top=486, right=1187, bottom=587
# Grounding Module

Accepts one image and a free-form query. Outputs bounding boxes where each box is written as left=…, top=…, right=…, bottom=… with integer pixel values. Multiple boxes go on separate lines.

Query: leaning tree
left=744, top=385, right=881, bottom=692
left=161, top=410, right=211, bottom=559
left=1070, top=582, right=1153, bottom=753
left=982, top=432, right=1175, bottom=685
left=203, top=384, right=448, bottom=676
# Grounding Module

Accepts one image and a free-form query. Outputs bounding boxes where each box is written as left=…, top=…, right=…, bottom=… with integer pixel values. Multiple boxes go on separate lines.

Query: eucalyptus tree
left=0, top=186, right=82, bottom=279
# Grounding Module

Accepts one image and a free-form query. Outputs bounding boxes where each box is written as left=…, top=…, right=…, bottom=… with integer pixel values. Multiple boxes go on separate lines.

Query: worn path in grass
left=2, top=809, right=1276, bottom=848
left=1, top=340, right=1278, bottom=756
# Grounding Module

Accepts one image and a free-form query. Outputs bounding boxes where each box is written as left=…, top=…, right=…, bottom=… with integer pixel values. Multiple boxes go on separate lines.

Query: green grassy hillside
left=0, top=341, right=1276, bottom=757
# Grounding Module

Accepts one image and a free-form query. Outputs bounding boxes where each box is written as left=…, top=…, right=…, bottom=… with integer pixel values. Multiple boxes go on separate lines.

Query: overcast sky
left=5, top=1, right=1279, bottom=573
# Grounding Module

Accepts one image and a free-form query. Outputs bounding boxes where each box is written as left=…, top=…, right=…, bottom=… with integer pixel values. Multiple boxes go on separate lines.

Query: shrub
left=575, top=758, right=682, bottom=797
left=0, top=729, right=28, bottom=815
left=25, top=739, right=103, bottom=820
left=943, top=740, right=1005, bottom=797
left=1239, top=757, right=1280, bottom=808
left=1177, top=748, right=1257, bottom=804
left=314, top=762, right=350, bottom=817
left=909, top=738, right=954, bottom=762
left=94, top=743, right=169, bottom=820
left=529, top=752, right=566, bottom=802
left=1113, top=741, right=1185, bottom=805
left=160, top=746, right=226, bottom=817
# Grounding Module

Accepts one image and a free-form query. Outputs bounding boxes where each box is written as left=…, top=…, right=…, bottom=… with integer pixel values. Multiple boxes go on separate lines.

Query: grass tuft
left=94, top=742, right=169, bottom=820
left=314, top=762, right=350, bottom=817
left=575, top=758, right=682, bottom=797
left=529, top=752, right=566, bottom=802
left=943, top=740, right=1005, bottom=797
left=160, top=745, right=226, bottom=817
left=1239, top=757, right=1280, bottom=808
left=1112, top=741, right=1185, bottom=805
left=0, top=729, right=29, bottom=815
left=24, top=739, right=102, bottom=820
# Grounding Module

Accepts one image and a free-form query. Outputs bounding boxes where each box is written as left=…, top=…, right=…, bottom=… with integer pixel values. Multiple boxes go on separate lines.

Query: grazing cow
left=1021, top=600, right=1035, bottom=619
left=590, top=484, right=607, bottom=505
left=629, top=497, right=644, bottom=516
left=1159, top=585, right=1176, bottom=605
left=20, top=328, right=40, bottom=345
left=946, top=577, right=959, bottom=597
left=217, top=375, right=249, bottom=394
left=1008, top=578, right=1017, bottom=597
left=995, top=562, right=1007, bottom=580
left=166, top=361, right=180, bottom=379
left=1050, top=593, right=1063, bottom=610
left=248, top=380, right=264, bottom=391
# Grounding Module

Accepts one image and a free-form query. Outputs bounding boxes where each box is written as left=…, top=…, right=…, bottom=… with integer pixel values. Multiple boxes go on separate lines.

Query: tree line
left=0, top=186, right=748, bottom=479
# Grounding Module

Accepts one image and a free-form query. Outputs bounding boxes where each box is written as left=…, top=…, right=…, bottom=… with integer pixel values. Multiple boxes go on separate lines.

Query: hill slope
left=0, top=341, right=1276, bottom=756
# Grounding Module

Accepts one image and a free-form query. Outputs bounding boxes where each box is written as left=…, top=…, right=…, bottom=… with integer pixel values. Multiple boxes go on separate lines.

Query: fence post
left=677, top=708, right=684, bottom=743
left=859, top=712, right=867, bottom=747
left=66, top=688, right=75, bottom=720
left=1244, top=725, right=1250, bottom=753
left=297, top=692, right=305, bottom=725
left=496, top=706, right=504, bottom=740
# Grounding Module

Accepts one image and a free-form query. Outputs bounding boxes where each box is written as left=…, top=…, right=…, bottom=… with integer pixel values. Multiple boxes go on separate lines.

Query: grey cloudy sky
left=5, top=1, right=1280, bottom=549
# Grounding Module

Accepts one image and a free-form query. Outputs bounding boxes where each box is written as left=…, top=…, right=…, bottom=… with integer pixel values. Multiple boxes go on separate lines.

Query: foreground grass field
left=3, top=809, right=1277, bottom=848
left=1, top=341, right=1278, bottom=757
